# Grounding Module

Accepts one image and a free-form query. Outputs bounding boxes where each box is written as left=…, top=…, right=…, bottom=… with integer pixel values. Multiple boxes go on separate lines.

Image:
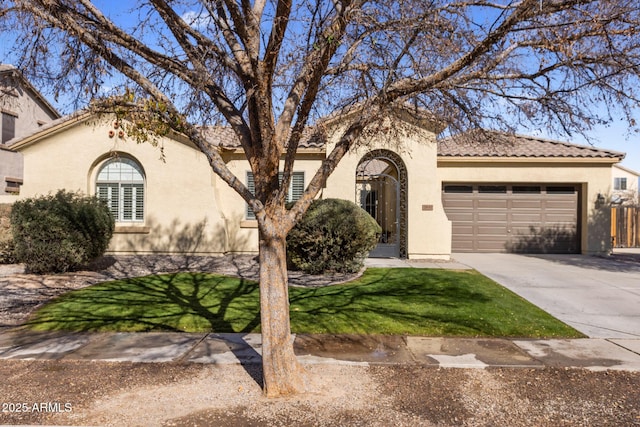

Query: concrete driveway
left=453, top=252, right=640, bottom=339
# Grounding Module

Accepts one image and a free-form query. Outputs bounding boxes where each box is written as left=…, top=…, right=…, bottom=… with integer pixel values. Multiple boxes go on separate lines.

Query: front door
left=357, top=172, right=400, bottom=258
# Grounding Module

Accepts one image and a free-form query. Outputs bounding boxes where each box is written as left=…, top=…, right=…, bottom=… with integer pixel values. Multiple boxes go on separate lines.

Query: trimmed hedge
left=287, top=198, right=381, bottom=274
left=11, top=190, right=115, bottom=273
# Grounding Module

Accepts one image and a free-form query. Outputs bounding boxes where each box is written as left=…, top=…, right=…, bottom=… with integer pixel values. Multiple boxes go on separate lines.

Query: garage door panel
left=509, top=225, right=538, bottom=235
left=546, top=200, right=577, bottom=209
left=510, top=224, right=575, bottom=235
left=544, top=217, right=577, bottom=224
left=443, top=199, right=474, bottom=209
left=508, top=226, right=578, bottom=254
left=511, top=200, right=543, bottom=209
left=477, top=199, right=508, bottom=209
left=443, top=184, right=579, bottom=253
left=511, top=212, right=544, bottom=222
left=478, top=225, right=509, bottom=235
left=477, top=212, right=508, bottom=222
left=543, top=206, right=576, bottom=213
left=452, top=225, right=474, bottom=235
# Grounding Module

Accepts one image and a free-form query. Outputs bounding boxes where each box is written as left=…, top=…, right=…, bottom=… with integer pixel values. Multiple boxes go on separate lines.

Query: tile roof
left=200, top=126, right=326, bottom=150
left=205, top=126, right=625, bottom=160
left=438, top=131, right=625, bottom=160
left=7, top=107, right=626, bottom=162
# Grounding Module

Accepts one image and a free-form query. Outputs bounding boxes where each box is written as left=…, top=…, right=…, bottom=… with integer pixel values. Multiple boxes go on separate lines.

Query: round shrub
left=287, top=198, right=381, bottom=274
left=11, top=190, right=115, bottom=273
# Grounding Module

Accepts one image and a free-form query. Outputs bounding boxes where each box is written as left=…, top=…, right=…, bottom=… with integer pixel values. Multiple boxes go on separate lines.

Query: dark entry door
left=357, top=173, right=400, bottom=257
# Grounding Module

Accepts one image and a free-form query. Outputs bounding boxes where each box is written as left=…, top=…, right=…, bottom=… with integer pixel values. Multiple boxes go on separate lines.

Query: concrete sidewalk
left=1, top=329, right=639, bottom=371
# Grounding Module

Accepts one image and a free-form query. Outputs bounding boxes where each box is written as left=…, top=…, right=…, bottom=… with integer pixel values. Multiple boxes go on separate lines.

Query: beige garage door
left=443, top=184, right=579, bottom=253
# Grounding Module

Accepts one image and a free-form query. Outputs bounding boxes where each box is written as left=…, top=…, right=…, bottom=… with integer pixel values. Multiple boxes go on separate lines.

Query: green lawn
left=24, top=268, right=584, bottom=338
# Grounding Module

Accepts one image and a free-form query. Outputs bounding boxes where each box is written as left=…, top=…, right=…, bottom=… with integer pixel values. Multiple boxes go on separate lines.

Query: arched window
left=96, top=157, right=145, bottom=222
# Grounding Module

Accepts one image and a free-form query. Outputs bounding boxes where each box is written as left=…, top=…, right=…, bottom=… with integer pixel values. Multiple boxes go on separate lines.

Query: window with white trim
left=246, top=171, right=304, bottom=219
left=614, top=177, right=627, bottom=190
left=96, top=158, right=145, bottom=222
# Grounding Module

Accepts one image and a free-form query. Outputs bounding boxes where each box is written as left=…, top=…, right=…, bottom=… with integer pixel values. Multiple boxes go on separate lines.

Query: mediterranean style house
left=6, top=103, right=625, bottom=259
left=0, top=65, right=60, bottom=200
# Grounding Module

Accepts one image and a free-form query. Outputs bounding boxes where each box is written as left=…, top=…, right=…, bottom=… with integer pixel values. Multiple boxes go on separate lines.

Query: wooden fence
left=611, top=206, right=640, bottom=248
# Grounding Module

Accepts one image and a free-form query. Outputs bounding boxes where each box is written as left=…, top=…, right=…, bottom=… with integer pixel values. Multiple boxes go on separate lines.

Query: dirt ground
left=1, top=254, right=640, bottom=426
left=0, top=360, right=639, bottom=426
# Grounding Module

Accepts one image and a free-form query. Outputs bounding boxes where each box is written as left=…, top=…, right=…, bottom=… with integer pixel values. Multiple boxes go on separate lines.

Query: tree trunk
left=258, top=225, right=306, bottom=397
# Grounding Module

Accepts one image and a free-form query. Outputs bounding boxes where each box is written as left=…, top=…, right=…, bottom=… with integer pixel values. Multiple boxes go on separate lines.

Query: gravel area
left=0, top=361, right=639, bottom=426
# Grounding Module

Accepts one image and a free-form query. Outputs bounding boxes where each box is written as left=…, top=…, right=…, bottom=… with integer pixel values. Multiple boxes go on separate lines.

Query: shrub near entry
left=287, top=198, right=381, bottom=274
left=11, top=190, right=115, bottom=274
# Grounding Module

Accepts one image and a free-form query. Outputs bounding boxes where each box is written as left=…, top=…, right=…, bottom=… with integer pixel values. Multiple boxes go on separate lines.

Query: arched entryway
left=355, top=150, right=408, bottom=258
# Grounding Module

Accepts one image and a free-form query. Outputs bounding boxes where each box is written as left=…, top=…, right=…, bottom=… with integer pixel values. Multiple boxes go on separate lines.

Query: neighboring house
left=8, top=105, right=624, bottom=258
left=0, top=64, right=60, bottom=200
left=612, top=163, right=640, bottom=206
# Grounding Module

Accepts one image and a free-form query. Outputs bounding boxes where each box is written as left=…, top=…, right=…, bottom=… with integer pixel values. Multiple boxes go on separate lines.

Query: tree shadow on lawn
left=23, top=272, right=265, bottom=387
left=24, top=273, right=261, bottom=334
left=23, top=268, right=565, bottom=358
left=289, top=269, right=502, bottom=336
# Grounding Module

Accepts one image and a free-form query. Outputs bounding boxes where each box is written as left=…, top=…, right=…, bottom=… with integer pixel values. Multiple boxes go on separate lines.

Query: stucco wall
left=17, top=117, right=328, bottom=255
left=18, top=118, right=228, bottom=255
left=217, top=151, right=326, bottom=254
left=324, top=118, right=452, bottom=259
left=437, top=159, right=615, bottom=255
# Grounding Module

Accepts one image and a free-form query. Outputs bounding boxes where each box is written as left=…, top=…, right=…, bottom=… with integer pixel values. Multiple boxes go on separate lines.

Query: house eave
left=9, top=111, right=93, bottom=151
left=437, top=156, right=623, bottom=165
left=9, top=111, right=195, bottom=153
left=217, top=147, right=326, bottom=155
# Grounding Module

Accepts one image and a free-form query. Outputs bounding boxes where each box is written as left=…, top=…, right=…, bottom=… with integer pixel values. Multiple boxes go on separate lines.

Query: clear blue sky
left=546, top=120, right=640, bottom=173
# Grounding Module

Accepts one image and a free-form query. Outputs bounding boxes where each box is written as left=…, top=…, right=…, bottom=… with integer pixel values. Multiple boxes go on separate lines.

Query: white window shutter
left=290, top=172, right=305, bottom=202
left=96, top=158, right=144, bottom=222
left=246, top=172, right=256, bottom=220
left=134, top=184, right=144, bottom=221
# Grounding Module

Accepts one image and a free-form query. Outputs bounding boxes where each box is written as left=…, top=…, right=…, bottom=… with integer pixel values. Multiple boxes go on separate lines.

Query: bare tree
left=2, top=0, right=640, bottom=396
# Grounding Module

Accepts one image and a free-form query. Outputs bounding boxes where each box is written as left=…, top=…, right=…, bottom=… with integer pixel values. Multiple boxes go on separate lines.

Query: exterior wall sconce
left=595, top=193, right=606, bottom=209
